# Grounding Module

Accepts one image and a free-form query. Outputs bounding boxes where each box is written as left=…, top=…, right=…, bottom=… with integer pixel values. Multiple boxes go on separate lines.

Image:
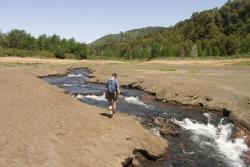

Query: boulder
left=241, top=151, right=250, bottom=166
left=159, top=119, right=182, bottom=136
left=245, top=135, right=250, bottom=147
left=153, top=117, right=165, bottom=127
left=178, top=143, right=186, bottom=150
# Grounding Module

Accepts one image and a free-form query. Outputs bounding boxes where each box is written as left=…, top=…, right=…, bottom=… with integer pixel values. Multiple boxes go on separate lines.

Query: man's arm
left=116, top=80, right=120, bottom=95
left=105, top=80, right=108, bottom=90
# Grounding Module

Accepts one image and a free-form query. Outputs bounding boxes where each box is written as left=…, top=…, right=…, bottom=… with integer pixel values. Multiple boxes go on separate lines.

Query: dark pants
left=105, top=91, right=118, bottom=114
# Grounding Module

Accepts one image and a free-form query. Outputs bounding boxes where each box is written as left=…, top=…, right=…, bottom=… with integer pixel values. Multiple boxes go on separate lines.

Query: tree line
left=0, top=0, right=249, bottom=60
left=0, top=29, right=87, bottom=59
left=89, top=0, right=250, bottom=59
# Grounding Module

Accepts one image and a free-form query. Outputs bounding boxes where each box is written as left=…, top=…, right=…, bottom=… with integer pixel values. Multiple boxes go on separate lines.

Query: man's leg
left=108, top=100, right=113, bottom=116
left=112, top=101, right=116, bottom=114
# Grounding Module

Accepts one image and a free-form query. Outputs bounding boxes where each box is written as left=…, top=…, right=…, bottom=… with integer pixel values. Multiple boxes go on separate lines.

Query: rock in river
left=159, top=119, right=182, bottom=136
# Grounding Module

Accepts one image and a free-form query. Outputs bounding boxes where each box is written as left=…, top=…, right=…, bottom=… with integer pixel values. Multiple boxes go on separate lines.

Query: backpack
left=107, top=79, right=117, bottom=94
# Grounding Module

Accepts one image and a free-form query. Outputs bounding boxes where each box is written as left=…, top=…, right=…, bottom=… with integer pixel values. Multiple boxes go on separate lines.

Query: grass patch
left=159, top=68, right=177, bottom=72
left=0, top=62, right=27, bottom=68
left=0, top=48, right=55, bottom=58
left=188, top=70, right=199, bottom=73
left=0, top=62, right=46, bottom=68
left=0, top=48, right=84, bottom=60
left=231, top=61, right=250, bottom=66
left=152, top=55, right=250, bottom=61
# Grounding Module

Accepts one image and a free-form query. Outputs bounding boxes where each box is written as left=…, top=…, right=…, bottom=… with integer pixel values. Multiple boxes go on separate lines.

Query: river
left=42, top=68, right=249, bottom=167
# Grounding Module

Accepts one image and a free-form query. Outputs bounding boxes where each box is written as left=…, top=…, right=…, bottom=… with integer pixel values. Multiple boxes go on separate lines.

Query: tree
left=118, top=42, right=130, bottom=58
left=0, top=31, right=5, bottom=47
left=226, top=36, right=241, bottom=55
left=55, top=46, right=65, bottom=59
left=191, top=45, right=198, bottom=57
left=37, top=34, right=48, bottom=50
left=75, top=44, right=87, bottom=59
left=6, top=29, right=29, bottom=49
left=48, top=34, right=60, bottom=52
left=241, top=34, right=250, bottom=53
left=212, top=47, right=220, bottom=56
left=0, top=28, right=89, bottom=59
left=151, top=42, right=161, bottom=58
left=24, top=35, right=37, bottom=50
left=206, top=23, right=220, bottom=39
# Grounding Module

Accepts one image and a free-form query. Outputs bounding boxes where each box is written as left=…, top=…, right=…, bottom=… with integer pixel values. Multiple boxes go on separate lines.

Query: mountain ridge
left=89, top=0, right=250, bottom=59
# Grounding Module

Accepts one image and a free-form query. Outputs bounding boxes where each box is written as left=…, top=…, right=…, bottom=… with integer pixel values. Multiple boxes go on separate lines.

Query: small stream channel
left=42, top=68, right=249, bottom=167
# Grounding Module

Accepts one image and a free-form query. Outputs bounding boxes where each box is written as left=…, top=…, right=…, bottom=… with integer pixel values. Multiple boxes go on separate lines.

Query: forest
left=0, top=0, right=249, bottom=59
left=89, top=0, right=250, bottom=59
left=0, top=29, right=87, bottom=59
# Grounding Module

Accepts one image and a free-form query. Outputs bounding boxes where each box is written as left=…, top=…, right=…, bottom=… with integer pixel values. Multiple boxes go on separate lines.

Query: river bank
left=0, top=64, right=167, bottom=167
left=83, top=60, right=250, bottom=166
left=86, top=60, right=250, bottom=131
left=43, top=67, right=250, bottom=167
left=0, top=57, right=250, bottom=166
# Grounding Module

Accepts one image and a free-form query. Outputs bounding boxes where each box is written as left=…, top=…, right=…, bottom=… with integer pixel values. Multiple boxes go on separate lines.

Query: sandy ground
left=0, top=57, right=124, bottom=65
left=0, top=56, right=250, bottom=166
left=0, top=56, right=248, bottom=65
left=0, top=59, right=167, bottom=167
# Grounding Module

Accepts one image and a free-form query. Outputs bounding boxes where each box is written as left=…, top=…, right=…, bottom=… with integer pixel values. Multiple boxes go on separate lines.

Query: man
left=105, top=73, right=120, bottom=118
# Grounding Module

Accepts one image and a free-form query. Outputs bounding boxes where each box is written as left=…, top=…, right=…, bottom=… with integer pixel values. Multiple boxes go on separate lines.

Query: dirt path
left=0, top=65, right=167, bottom=167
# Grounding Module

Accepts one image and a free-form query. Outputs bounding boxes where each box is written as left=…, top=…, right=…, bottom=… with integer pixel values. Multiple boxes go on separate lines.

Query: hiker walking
left=105, top=73, right=120, bottom=118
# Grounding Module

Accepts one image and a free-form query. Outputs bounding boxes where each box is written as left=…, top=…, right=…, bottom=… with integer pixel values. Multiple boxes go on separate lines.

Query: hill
left=90, top=27, right=165, bottom=47
left=89, top=0, right=250, bottom=59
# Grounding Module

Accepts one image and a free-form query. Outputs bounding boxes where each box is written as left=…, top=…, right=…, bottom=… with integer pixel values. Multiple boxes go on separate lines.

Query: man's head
left=112, top=73, right=117, bottom=79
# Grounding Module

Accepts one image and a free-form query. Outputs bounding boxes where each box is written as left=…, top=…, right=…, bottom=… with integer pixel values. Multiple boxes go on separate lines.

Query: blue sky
left=0, top=0, right=228, bottom=43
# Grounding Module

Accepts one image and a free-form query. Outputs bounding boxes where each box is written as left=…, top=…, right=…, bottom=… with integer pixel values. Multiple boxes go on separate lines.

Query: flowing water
left=42, top=68, right=249, bottom=167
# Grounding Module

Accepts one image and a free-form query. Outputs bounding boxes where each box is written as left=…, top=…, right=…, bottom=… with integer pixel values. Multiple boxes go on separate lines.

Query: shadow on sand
left=99, top=113, right=112, bottom=118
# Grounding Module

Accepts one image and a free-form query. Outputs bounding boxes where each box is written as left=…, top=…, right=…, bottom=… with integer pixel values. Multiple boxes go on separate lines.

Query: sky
left=0, top=0, right=228, bottom=43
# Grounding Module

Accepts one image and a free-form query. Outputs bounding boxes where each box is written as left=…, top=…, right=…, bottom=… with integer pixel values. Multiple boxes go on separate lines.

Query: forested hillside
left=91, top=27, right=165, bottom=47
left=89, top=0, right=250, bottom=59
left=0, top=0, right=249, bottom=60
left=0, top=29, right=87, bottom=59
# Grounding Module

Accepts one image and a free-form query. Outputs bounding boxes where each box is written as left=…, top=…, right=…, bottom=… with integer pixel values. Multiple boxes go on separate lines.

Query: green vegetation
left=0, top=48, right=55, bottom=58
left=0, top=0, right=249, bottom=60
left=89, top=0, right=250, bottom=59
left=188, top=70, right=200, bottom=73
left=0, top=30, right=87, bottom=59
left=231, top=60, right=250, bottom=66
left=159, top=68, right=177, bottom=72
left=0, top=62, right=40, bottom=68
